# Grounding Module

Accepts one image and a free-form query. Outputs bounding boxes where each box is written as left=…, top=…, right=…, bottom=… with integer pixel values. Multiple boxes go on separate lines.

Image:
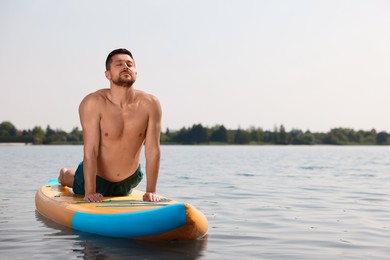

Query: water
left=0, top=145, right=389, bottom=259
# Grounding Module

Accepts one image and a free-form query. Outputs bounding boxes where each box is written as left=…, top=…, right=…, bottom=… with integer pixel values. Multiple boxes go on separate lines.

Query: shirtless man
left=58, top=48, right=161, bottom=203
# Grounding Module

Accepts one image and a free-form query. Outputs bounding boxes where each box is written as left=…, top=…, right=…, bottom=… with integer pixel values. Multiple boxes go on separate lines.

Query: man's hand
left=143, top=192, right=161, bottom=202
left=84, top=192, right=103, bottom=202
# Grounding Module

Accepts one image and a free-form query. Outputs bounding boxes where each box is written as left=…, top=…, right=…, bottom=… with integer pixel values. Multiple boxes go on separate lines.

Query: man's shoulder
left=135, top=90, right=161, bottom=116
left=83, top=89, right=108, bottom=101
left=80, top=89, right=109, bottom=108
left=135, top=89, right=159, bottom=104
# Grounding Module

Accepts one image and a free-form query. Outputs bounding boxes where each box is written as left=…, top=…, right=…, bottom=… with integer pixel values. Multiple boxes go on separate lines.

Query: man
left=58, top=48, right=161, bottom=202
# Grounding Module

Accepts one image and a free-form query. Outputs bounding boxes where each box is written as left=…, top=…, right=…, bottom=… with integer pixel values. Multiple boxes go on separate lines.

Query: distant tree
left=376, top=131, right=388, bottom=145
left=278, top=125, right=288, bottom=144
left=346, top=129, right=359, bottom=144
left=301, top=131, right=315, bottom=144
left=43, top=126, right=67, bottom=144
left=171, top=127, right=188, bottom=143
left=361, top=129, right=377, bottom=145
left=356, top=130, right=366, bottom=143
left=210, top=125, right=228, bottom=143
left=32, top=126, right=45, bottom=144
left=323, top=128, right=349, bottom=145
left=272, top=125, right=280, bottom=144
left=189, top=124, right=208, bottom=143
left=262, top=131, right=273, bottom=144
left=226, top=129, right=235, bottom=144
left=160, top=128, right=172, bottom=143
left=67, top=127, right=83, bottom=143
left=249, top=127, right=264, bottom=143
left=289, top=129, right=303, bottom=144
left=46, top=125, right=55, bottom=137
left=0, top=121, right=17, bottom=136
left=233, top=128, right=250, bottom=144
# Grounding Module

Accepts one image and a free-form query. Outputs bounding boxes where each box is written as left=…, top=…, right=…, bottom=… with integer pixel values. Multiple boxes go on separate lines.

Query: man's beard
left=113, top=75, right=135, bottom=88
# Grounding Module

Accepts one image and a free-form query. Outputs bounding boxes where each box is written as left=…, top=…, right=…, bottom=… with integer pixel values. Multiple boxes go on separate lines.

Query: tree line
left=1, top=121, right=389, bottom=145
left=0, top=121, right=83, bottom=144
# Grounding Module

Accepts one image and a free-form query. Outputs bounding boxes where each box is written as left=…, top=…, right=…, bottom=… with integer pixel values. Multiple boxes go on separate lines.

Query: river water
left=0, top=145, right=389, bottom=259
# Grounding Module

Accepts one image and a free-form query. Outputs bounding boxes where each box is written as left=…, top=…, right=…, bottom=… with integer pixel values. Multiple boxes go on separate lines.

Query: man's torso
left=94, top=89, right=149, bottom=182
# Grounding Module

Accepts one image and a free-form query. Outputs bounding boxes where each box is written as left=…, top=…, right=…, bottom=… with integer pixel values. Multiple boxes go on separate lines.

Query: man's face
left=106, top=54, right=137, bottom=87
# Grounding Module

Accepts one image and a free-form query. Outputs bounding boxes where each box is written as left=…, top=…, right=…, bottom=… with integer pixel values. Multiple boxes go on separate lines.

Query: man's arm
left=143, top=95, right=162, bottom=202
left=79, top=94, right=103, bottom=202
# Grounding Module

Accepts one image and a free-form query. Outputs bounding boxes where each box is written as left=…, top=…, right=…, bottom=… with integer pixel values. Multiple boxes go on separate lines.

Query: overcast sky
left=1, top=0, right=389, bottom=132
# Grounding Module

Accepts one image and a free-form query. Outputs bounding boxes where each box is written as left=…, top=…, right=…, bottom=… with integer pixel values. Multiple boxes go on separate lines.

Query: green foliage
left=376, top=132, right=389, bottom=145
left=210, top=125, right=228, bottom=143
left=163, top=125, right=390, bottom=145
left=32, top=126, right=45, bottom=144
left=248, top=127, right=264, bottom=143
left=67, top=127, right=83, bottom=143
left=1, top=121, right=389, bottom=145
left=278, top=125, right=288, bottom=144
left=234, top=128, right=251, bottom=144
left=0, top=121, right=17, bottom=136
left=189, top=124, right=208, bottom=144
left=0, top=121, right=83, bottom=145
left=322, top=128, right=378, bottom=145
left=171, top=124, right=208, bottom=144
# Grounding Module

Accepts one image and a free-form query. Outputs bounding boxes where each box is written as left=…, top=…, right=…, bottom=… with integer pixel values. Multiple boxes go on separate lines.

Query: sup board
left=35, top=179, right=208, bottom=240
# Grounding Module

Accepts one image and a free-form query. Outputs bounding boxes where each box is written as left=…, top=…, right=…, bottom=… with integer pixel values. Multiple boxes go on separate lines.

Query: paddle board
left=35, top=179, right=208, bottom=240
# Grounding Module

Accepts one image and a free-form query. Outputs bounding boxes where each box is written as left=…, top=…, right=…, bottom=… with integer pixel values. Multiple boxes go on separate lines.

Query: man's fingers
left=149, top=194, right=159, bottom=202
left=143, top=192, right=161, bottom=202
left=84, top=193, right=103, bottom=202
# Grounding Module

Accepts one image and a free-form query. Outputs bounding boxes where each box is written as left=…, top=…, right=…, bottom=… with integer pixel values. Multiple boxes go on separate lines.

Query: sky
left=1, top=0, right=390, bottom=133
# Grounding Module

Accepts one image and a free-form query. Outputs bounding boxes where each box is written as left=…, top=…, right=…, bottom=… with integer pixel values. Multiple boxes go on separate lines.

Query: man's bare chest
left=99, top=107, right=148, bottom=140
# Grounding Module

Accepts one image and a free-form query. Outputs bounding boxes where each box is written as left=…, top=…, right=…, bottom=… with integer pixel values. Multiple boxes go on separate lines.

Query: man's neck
left=109, top=85, right=135, bottom=108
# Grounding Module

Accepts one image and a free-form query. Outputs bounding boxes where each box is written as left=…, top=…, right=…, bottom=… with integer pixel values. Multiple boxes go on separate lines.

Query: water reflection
left=36, top=211, right=208, bottom=259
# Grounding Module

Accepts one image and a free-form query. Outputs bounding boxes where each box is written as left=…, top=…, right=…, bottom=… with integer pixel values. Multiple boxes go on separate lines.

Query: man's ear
left=105, top=70, right=111, bottom=80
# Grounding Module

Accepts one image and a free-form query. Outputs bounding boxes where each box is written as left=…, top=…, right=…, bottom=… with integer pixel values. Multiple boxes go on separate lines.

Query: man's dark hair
left=105, top=48, right=134, bottom=70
